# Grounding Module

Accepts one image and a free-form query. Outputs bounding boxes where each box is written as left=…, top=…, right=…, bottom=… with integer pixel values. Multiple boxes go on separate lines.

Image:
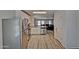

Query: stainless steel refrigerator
left=2, top=18, right=21, bottom=49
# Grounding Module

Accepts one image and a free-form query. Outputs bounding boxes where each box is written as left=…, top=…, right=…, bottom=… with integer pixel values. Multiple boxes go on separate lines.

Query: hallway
left=22, top=10, right=65, bottom=49
left=0, top=10, right=79, bottom=49
left=27, top=31, right=64, bottom=49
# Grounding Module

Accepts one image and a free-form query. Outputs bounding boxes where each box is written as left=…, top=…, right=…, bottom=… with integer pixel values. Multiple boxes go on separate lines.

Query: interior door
left=2, top=18, right=20, bottom=49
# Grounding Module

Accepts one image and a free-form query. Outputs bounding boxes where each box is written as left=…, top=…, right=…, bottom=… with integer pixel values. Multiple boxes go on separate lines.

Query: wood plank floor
left=27, top=31, right=64, bottom=49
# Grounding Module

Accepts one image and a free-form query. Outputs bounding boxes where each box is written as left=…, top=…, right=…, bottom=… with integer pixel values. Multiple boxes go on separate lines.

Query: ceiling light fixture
left=33, top=11, right=47, bottom=14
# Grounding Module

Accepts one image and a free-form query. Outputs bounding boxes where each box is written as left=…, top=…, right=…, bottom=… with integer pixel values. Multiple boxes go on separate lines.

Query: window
left=37, top=21, right=41, bottom=25
left=49, top=20, right=52, bottom=25
left=34, top=19, right=53, bottom=27
left=41, top=20, right=45, bottom=25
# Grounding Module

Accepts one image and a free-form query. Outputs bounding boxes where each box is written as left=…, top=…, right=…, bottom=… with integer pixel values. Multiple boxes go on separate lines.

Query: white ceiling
left=25, top=10, right=55, bottom=19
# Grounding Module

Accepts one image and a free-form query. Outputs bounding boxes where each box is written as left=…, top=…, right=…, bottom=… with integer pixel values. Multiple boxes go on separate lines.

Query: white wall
left=0, top=10, right=16, bottom=19
left=0, top=20, right=2, bottom=48
left=54, top=10, right=79, bottom=48
left=77, top=11, right=79, bottom=47
left=64, top=11, right=78, bottom=48
left=54, top=10, right=66, bottom=47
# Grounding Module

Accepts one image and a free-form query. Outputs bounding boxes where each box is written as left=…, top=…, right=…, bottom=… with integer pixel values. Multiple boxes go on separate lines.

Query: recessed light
left=33, top=11, right=47, bottom=14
